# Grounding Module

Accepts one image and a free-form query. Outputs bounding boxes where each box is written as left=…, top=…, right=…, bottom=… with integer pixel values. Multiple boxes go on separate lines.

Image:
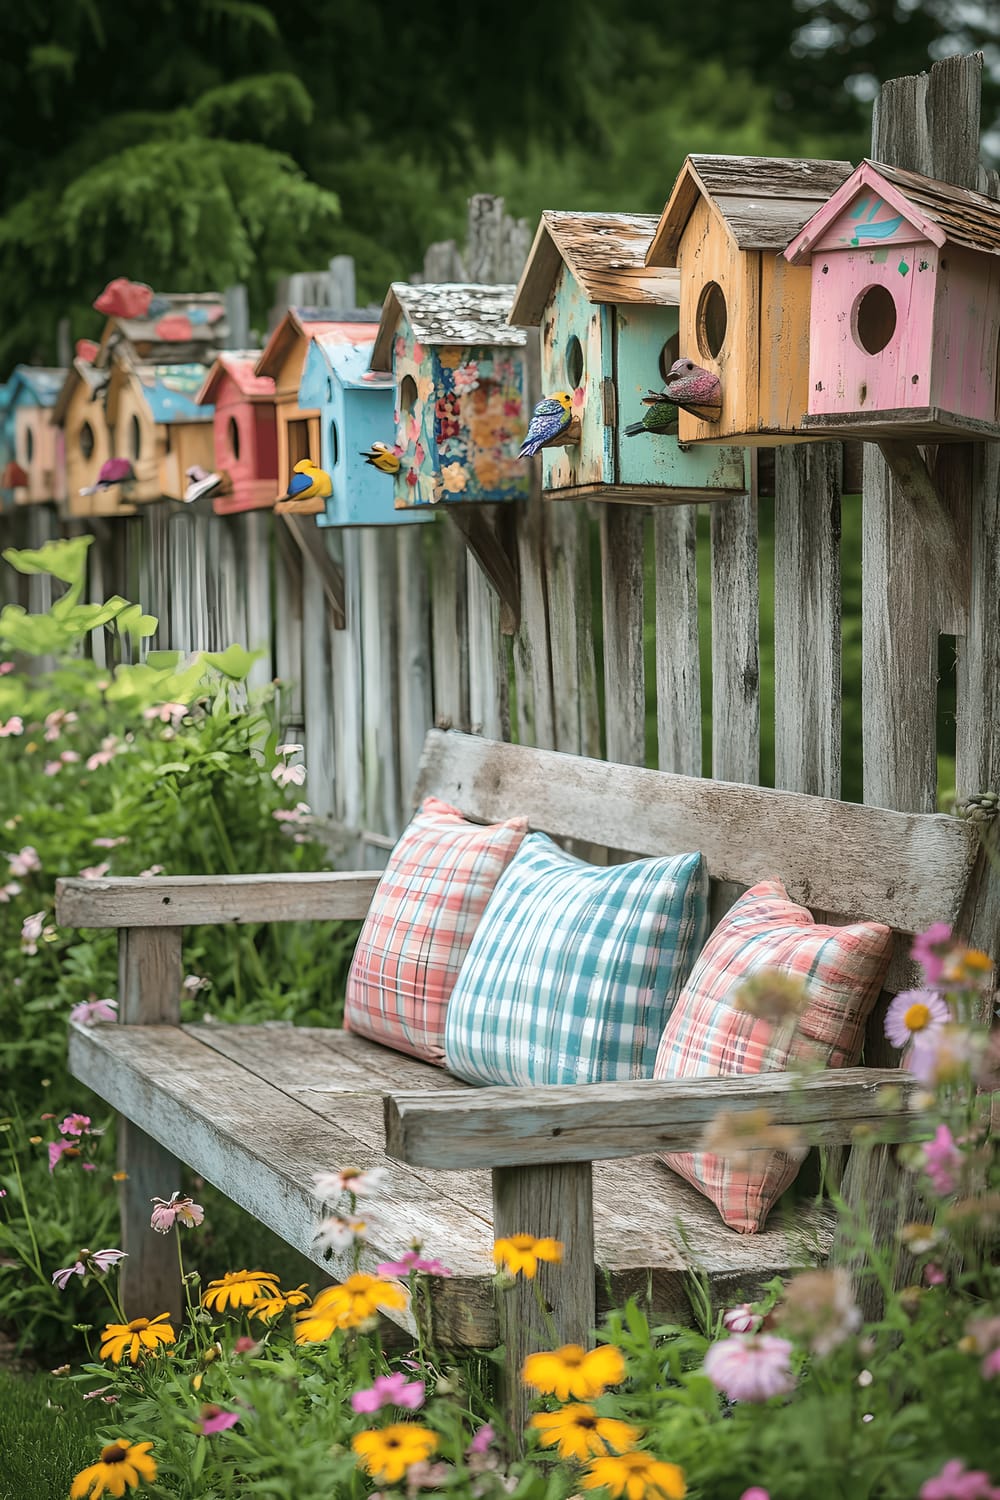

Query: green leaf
left=2, top=537, right=92, bottom=586
left=202, top=644, right=258, bottom=680
left=113, top=604, right=158, bottom=640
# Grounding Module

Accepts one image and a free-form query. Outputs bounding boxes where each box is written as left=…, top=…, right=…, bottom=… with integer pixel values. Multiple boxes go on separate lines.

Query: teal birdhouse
left=0, top=382, right=15, bottom=509
left=369, top=284, right=530, bottom=509
left=298, top=335, right=432, bottom=528
left=509, top=212, right=747, bottom=503
left=3, top=366, right=66, bottom=507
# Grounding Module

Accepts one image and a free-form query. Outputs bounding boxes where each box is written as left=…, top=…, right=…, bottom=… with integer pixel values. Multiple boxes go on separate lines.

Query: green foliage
left=0, top=1368, right=106, bottom=1500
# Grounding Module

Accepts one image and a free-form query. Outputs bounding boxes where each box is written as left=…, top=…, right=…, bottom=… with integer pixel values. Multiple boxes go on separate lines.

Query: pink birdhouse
left=196, top=353, right=279, bottom=514
left=785, top=159, right=1000, bottom=440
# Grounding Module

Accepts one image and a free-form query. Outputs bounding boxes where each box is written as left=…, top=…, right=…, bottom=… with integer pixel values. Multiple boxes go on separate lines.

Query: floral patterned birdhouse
left=645, top=155, right=852, bottom=445
left=298, top=336, right=432, bottom=528
left=510, top=211, right=747, bottom=502
left=785, top=160, right=1000, bottom=440
left=369, top=284, right=529, bottom=508
left=195, top=354, right=279, bottom=514
left=4, top=366, right=66, bottom=506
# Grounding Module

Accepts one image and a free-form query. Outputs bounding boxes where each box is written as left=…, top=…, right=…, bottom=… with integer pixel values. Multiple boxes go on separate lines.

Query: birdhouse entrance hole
left=565, top=335, right=584, bottom=389
left=130, top=415, right=142, bottom=461
left=23, top=428, right=34, bottom=464
left=658, top=334, right=680, bottom=383
left=400, top=374, right=418, bottom=415
left=697, top=282, right=727, bottom=360
left=852, top=284, right=897, bottom=354
left=80, top=422, right=94, bottom=460
left=228, top=417, right=241, bottom=461
left=288, top=419, right=311, bottom=466
left=330, top=419, right=339, bottom=467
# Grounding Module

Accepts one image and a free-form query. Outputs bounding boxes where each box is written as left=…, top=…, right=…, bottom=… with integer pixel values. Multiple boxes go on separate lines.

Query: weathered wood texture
left=653, top=505, right=701, bottom=777
left=57, top=872, right=382, bottom=928
left=710, top=488, right=759, bottom=784
left=599, top=504, right=646, bottom=766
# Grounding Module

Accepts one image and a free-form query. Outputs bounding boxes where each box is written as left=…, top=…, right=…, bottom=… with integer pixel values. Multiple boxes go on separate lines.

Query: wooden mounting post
left=279, top=513, right=346, bottom=629
left=446, top=505, right=521, bottom=636
left=875, top=439, right=966, bottom=621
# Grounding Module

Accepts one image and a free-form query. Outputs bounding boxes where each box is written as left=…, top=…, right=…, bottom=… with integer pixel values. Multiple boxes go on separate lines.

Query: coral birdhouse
left=645, top=155, right=852, bottom=445
left=509, top=211, right=747, bottom=502
left=785, top=160, right=1000, bottom=440
left=4, top=367, right=66, bottom=505
left=298, top=335, right=432, bottom=528
left=195, top=354, right=278, bottom=514
left=369, top=284, right=529, bottom=508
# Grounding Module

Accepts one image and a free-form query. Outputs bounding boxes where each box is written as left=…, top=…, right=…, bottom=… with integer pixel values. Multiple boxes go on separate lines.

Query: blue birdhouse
left=0, top=382, right=15, bottom=510
left=509, top=212, right=747, bottom=502
left=369, top=284, right=530, bottom=509
left=298, top=336, right=432, bottom=528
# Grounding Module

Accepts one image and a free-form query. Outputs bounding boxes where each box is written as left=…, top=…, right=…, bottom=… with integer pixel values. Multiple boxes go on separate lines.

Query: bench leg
left=117, top=1120, right=184, bottom=1323
left=492, top=1161, right=596, bottom=1450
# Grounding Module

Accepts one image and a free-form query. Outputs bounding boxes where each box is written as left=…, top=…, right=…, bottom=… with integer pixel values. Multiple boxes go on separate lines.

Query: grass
left=0, top=1368, right=107, bottom=1500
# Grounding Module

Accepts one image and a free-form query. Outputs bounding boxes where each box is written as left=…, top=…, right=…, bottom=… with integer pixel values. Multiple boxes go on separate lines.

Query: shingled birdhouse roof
left=370, top=283, right=526, bottom=372
left=96, top=293, right=230, bottom=367
left=509, top=211, right=680, bottom=326
left=197, top=352, right=276, bottom=406
left=254, top=308, right=378, bottom=381
left=53, top=358, right=107, bottom=426
left=646, top=155, right=854, bottom=266
left=7, top=366, right=66, bottom=407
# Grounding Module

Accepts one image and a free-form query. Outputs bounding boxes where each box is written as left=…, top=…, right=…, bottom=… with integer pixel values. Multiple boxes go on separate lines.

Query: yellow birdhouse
left=53, top=357, right=129, bottom=518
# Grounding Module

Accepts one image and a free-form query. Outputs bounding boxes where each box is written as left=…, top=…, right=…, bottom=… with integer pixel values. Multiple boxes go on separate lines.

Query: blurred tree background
left=0, top=0, right=997, bottom=367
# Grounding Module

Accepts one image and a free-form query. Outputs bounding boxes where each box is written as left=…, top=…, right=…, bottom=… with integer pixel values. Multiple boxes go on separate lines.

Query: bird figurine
left=624, top=392, right=679, bottom=438
left=274, top=458, right=332, bottom=515
left=661, top=359, right=722, bottom=420
left=78, top=457, right=136, bottom=496
left=183, top=465, right=223, bottom=504
left=361, top=442, right=402, bottom=475
left=517, top=392, right=575, bottom=458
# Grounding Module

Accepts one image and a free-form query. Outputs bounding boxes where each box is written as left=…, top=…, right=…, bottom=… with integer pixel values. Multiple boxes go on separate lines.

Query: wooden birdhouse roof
left=53, top=359, right=106, bottom=426
left=133, top=364, right=214, bottom=424
left=370, top=284, right=527, bottom=372
left=254, top=309, right=378, bottom=381
left=197, top=352, right=276, bottom=406
left=784, top=158, right=1000, bottom=264
left=96, top=293, right=229, bottom=366
left=509, top=212, right=680, bottom=326
left=7, top=366, right=66, bottom=407
left=646, top=155, right=854, bottom=266
left=310, top=334, right=395, bottom=391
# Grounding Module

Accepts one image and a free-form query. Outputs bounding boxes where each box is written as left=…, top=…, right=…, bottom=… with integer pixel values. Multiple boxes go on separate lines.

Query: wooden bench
left=58, top=730, right=982, bottom=1420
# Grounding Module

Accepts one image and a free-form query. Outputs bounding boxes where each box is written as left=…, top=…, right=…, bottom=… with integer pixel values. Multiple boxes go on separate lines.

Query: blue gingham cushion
left=443, top=834, right=708, bottom=1086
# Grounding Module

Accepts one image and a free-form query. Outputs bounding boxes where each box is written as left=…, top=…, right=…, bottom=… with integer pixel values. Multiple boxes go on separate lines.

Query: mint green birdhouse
left=509, top=211, right=747, bottom=503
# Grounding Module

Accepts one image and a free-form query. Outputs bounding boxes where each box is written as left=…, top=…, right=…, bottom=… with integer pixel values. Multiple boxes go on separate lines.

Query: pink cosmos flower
left=59, top=1113, right=91, bottom=1136
left=376, top=1250, right=453, bottom=1278
left=703, top=1333, right=797, bottom=1403
left=143, top=702, right=188, bottom=727
left=912, top=923, right=956, bottom=986
left=272, top=762, right=306, bottom=788
left=183, top=974, right=209, bottom=995
left=48, top=1140, right=81, bottom=1172
left=8, top=846, right=41, bottom=877
left=44, top=709, right=77, bottom=741
left=79, top=862, right=110, bottom=880
left=85, top=736, right=119, bottom=771
left=468, top=1425, right=495, bottom=1456
left=20, top=910, right=48, bottom=954
left=908, top=1024, right=979, bottom=1087
left=925, top=1263, right=947, bottom=1286
left=52, top=1249, right=126, bottom=1289
left=199, top=1406, right=240, bottom=1435
left=44, top=760, right=62, bottom=776
left=313, top=1216, right=368, bottom=1254
left=884, top=989, right=951, bottom=1050
left=740, top=1491, right=772, bottom=1500
left=93, top=836, right=128, bottom=849
left=233, top=1336, right=260, bottom=1355
left=139, top=865, right=165, bottom=878
left=723, top=1303, right=761, bottom=1334
left=0, top=881, right=22, bottom=903
left=0, top=662, right=13, bottom=675
left=919, top=1459, right=1000, bottom=1499
left=982, top=1349, right=1000, bottom=1380
left=150, top=1191, right=205, bottom=1233
left=276, top=742, right=303, bottom=757
left=0, top=716, right=23, bottom=736
left=273, top=802, right=310, bottom=823
left=61, top=749, right=80, bottom=764
left=351, top=1373, right=425, bottom=1414
left=69, top=997, right=118, bottom=1024
left=312, top=1166, right=387, bottom=1199
left=922, top=1124, right=964, bottom=1195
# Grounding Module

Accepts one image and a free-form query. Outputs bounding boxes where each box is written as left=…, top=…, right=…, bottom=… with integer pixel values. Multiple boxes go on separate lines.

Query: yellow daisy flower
left=530, top=1404, right=641, bottom=1462
left=522, top=1343, right=626, bottom=1401
left=201, top=1270, right=281, bottom=1314
left=250, top=1284, right=312, bottom=1323
left=493, top=1233, right=564, bottom=1280
left=99, top=1315, right=175, bottom=1365
left=70, top=1439, right=157, bottom=1498
left=293, top=1273, right=408, bottom=1342
left=352, top=1423, right=439, bottom=1483
left=583, top=1452, right=687, bottom=1500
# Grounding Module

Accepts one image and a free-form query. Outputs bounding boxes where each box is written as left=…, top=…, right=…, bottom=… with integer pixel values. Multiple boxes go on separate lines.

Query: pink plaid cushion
left=653, top=879, right=893, bottom=1233
left=343, top=797, right=528, bottom=1063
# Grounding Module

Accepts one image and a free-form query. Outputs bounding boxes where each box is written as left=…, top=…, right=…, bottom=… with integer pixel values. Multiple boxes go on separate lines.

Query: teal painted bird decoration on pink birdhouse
left=661, top=359, right=722, bottom=421
left=517, top=392, right=575, bottom=458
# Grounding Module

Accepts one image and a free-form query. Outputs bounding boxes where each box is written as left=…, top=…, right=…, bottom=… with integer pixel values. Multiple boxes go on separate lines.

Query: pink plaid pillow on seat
left=652, top=879, right=893, bottom=1234
left=343, top=797, right=528, bottom=1064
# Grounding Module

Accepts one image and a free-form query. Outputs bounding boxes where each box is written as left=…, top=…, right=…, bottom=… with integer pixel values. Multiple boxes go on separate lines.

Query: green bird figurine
left=624, top=391, right=679, bottom=438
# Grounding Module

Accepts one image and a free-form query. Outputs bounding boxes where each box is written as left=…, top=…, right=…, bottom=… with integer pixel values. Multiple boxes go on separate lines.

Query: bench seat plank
left=70, top=1021, right=837, bottom=1345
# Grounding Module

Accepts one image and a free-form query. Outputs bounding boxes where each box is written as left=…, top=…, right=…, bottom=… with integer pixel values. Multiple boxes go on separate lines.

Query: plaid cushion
left=653, top=879, right=893, bottom=1233
left=343, top=797, right=528, bottom=1064
left=444, top=834, right=708, bottom=1086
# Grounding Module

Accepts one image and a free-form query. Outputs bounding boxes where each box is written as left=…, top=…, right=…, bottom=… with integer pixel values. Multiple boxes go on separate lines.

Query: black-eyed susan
left=99, top=1315, right=175, bottom=1365
left=293, top=1273, right=407, bottom=1342
left=529, top=1404, right=641, bottom=1462
left=201, top=1269, right=281, bottom=1313
left=493, top=1234, right=564, bottom=1279
left=582, top=1451, right=687, bottom=1500
left=250, top=1284, right=312, bottom=1323
left=70, top=1439, right=156, bottom=1497
left=352, top=1423, right=439, bottom=1483
left=522, top=1343, right=626, bottom=1401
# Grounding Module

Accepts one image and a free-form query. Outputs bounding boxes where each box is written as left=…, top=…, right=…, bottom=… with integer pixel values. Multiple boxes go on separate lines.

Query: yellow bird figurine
left=274, top=459, right=333, bottom=515
left=361, top=442, right=402, bottom=475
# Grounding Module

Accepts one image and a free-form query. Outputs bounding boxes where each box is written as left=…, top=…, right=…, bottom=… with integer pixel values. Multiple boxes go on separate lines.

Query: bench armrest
left=384, top=1067, right=916, bottom=1169
left=55, top=871, right=381, bottom=928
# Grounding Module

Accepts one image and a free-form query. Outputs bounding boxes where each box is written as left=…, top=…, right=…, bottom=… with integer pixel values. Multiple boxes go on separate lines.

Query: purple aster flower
left=884, top=989, right=951, bottom=1050
left=911, top=923, right=956, bottom=986
left=351, top=1372, right=425, bottom=1414
left=703, top=1333, right=796, bottom=1402
left=922, top=1124, right=964, bottom=1195
left=376, top=1249, right=452, bottom=1278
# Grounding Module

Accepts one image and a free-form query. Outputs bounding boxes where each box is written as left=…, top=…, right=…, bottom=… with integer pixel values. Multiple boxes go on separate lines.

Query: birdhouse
left=298, top=335, right=432, bottom=528
left=254, top=308, right=379, bottom=492
left=509, top=211, right=747, bottom=502
left=4, top=367, right=66, bottom=505
left=645, top=155, right=852, bottom=445
left=195, top=353, right=279, bottom=513
left=369, top=283, right=530, bottom=508
left=784, top=159, right=1000, bottom=440
left=53, top=356, right=129, bottom=519
left=0, top=382, right=15, bottom=510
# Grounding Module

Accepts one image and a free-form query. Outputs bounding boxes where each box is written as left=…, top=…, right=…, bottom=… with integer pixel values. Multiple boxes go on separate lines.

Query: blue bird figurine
left=517, top=392, right=575, bottom=458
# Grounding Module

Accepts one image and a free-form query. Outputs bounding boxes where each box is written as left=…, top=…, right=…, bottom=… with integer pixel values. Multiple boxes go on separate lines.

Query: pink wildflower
left=919, top=1459, right=1000, bottom=1500
left=723, top=1303, right=761, bottom=1334
left=740, top=1491, right=772, bottom=1500
left=182, top=974, right=209, bottom=995
left=52, top=1249, right=126, bottom=1289
left=912, top=924, right=956, bottom=986
left=925, top=1263, right=947, bottom=1286
left=93, top=836, right=128, bottom=849
left=143, top=702, right=188, bottom=727
left=150, top=1191, right=204, bottom=1233
left=312, top=1166, right=387, bottom=1199
left=199, top=1405, right=240, bottom=1435
left=272, top=761, right=306, bottom=788
left=20, top=910, right=48, bottom=954
left=468, top=1425, right=495, bottom=1456
left=44, top=709, right=77, bottom=741
left=85, top=736, right=119, bottom=771
left=79, top=861, right=110, bottom=880
left=0, top=881, right=22, bottom=902
left=313, top=1216, right=368, bottom=1254
left=703, top=1333, right=797, bottom=1402
left=48, top=1140, right=81, bottom=1172
left=908, top=1024, right=980, bottom=1087
left=0, top=661, right=13, bottom=674
left=59, top=1113, right=92, bottom=1137
left=139, top=865, right=165, bottom=878
left=61, top=749, right=80, bottom=764
left=44, top=760, right=62, bottom=776
left=923, top=1124, right=964, bottom=1195
left=376, top=1250, right=453, bottom=1278
left=8, top=846, right=41, bottom=877
left=69, top=997, right=118, bottom=1024
left=233, top=1336, right=260, bottom=1355
left=351, top=1373, right=425, bottom=1414
left=884, top=989, right=951, bottom=1050
left=0, top=716, right=23, bottom=736
left=982, top=1349, right=1000, bottom=1380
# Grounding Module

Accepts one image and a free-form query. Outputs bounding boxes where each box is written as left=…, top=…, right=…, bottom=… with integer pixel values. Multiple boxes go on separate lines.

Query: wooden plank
left=429, top=520, right=470, bottom=732
left=118, top=928, right=183, bottom=1024
left=599, top=504, right=646, bottom=765
left=302, top=542, right=336, bottom=819
left=385, top=1067, right=916, bottom=1170
left=512, top=498, right=556, bottom=749
left=544, top=504, right=601, bottom=757
left=447, top=507, right=520, bottom=636
left=56, top=871, right=381, bottom=928
left=876, top=441, right=965, bottom=617
left=274, top=520, right=305, bottom=733
left=466, top=551, right=505, bottom=740
left=710, top=488, right=760, bottom=783
left=360, top=529, right=401, bottom=849
left=773, top=444, right=842, bottom=797
left=653, top=505, right=701, bottom=777
left=281, top=514, right=345, bottom=628
left=396, top=526, right=433, bottom=806
left=242, top=510, right=273, bottom=692
left=331, top=530, right=364, bottom=857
